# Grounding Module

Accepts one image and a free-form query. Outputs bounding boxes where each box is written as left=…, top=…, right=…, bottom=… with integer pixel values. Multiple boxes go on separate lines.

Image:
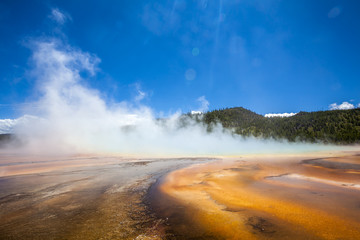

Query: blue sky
left=1, top=0, right=360, bottom=119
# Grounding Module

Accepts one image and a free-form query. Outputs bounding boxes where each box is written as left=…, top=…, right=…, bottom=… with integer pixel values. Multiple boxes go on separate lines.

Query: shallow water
left=0, top=155, right=212, bottom=239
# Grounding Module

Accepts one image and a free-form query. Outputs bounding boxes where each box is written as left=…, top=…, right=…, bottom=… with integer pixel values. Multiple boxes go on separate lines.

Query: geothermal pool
left=0, top=151, right=360, bottom=239
left=149, top=152, right=360, bottom=239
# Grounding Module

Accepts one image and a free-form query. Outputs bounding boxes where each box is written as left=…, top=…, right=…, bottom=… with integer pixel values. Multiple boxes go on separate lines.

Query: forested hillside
left=192, top=107, right=360, bottom=144
left=0, top=133, right=15, bottom=147
left=1, top=108, right=359, bottom=146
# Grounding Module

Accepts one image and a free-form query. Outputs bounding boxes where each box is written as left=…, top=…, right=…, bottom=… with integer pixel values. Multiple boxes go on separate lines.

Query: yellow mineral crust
left=158, top=154, right=360, bottom=239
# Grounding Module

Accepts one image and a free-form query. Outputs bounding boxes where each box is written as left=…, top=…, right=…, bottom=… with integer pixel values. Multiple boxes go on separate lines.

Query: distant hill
left=191, top=107, right=360, bottom=144
left=0, top=133, right=16, bottom=147
left=2, top=108, right=359, bottom=147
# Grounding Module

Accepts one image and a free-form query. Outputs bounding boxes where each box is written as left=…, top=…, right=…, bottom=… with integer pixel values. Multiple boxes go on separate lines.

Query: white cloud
left=191, top=111, right=202, bottom=115
left=265, top=113, right=297, bottom=118
left=49, top=8, right=71, bottom=25
left=329, top=102, right=355, bottom=110
left=328, top=6, right=342, bottom=18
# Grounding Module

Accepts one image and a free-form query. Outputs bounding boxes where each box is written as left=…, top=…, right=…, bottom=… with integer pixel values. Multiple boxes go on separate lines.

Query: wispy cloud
left=49, top=8, right=71, bottom=25
left=265, top=113, right=297, bottom=118
left=191, top=96, right=209, bottom=114
left=134, top=83, right=147, bottom=102
left=329, top=101, right=355, bottom=110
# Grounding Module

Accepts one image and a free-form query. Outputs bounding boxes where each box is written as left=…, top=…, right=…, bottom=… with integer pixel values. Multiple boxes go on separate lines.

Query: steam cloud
left=5, top=37, right=340, bottom=156
left=191, top=96, right=209, bottom=115
left=49, top=8, right=71, bottom=25
left=0, top=115, right=36, bottom=134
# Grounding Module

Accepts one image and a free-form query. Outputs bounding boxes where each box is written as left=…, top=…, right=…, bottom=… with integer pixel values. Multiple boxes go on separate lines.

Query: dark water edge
left=145, top=167, right=222, bottom=240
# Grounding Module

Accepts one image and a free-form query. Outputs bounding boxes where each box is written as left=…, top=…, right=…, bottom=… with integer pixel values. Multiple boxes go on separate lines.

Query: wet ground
left=0, top=154, right=212, bottom=239
left=2, top=151, right=360, bottom=239
left=149, top=151, right=360, bottom=239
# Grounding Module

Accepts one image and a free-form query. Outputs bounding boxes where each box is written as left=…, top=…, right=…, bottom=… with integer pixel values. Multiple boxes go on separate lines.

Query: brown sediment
left=150, top=152, right=360, bottom=239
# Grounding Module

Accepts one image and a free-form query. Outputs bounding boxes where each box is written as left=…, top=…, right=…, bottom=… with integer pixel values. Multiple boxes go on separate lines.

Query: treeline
left=0, top=133, right=14, bottom=147
left=190, top=107, right=360, bottom=144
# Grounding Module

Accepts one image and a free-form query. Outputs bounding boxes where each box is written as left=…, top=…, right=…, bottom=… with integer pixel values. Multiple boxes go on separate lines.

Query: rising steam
left=7, top=38, right=338, bottom=156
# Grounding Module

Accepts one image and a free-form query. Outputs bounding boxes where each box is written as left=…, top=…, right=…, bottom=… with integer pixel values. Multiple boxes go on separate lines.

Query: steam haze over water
left=3, top=36, right=342, bottom=156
